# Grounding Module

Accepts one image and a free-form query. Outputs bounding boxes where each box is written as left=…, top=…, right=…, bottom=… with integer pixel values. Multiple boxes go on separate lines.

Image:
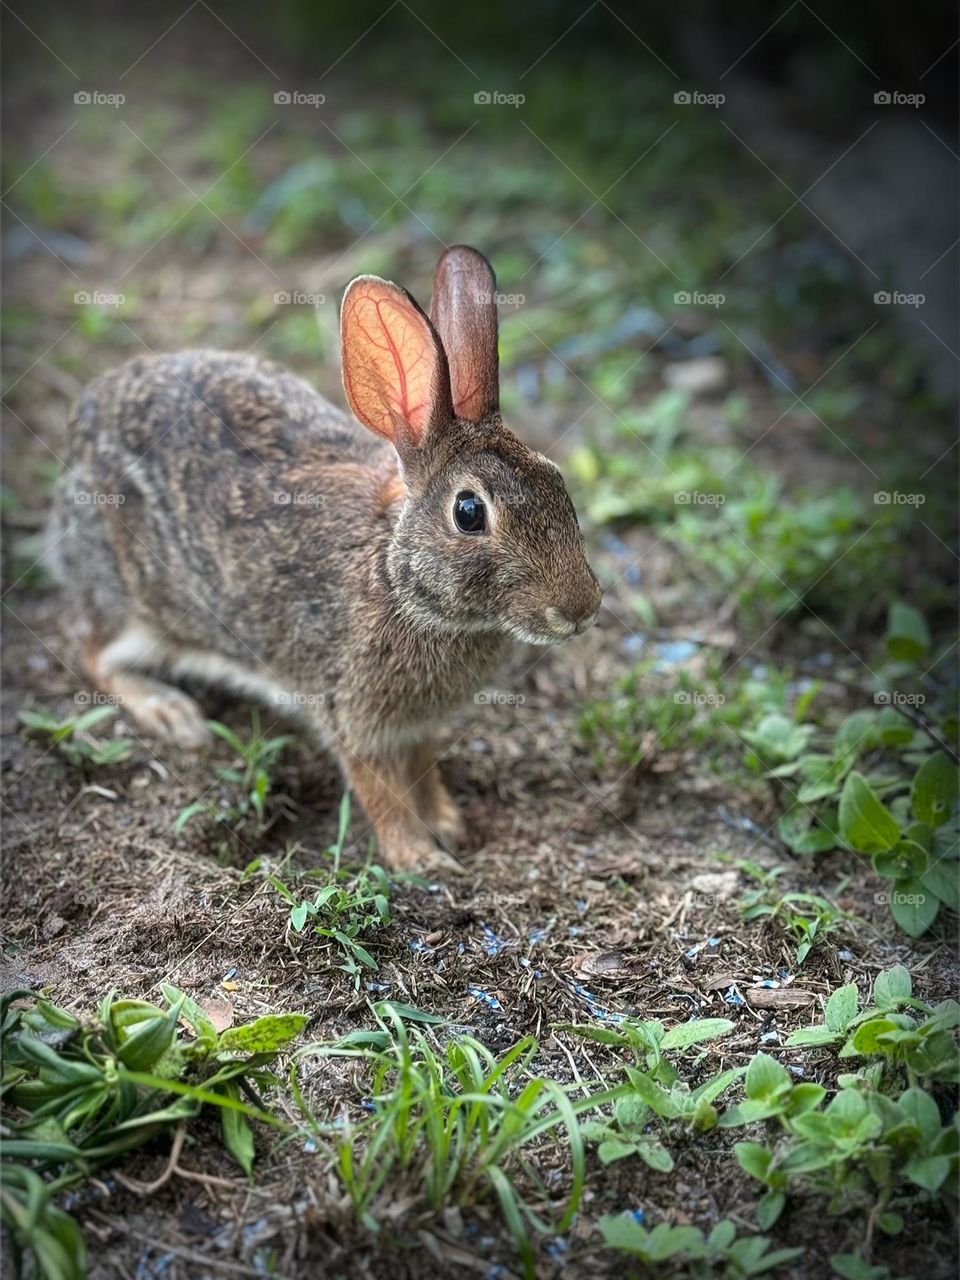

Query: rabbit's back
left=50, top=351, right=388, bottom=662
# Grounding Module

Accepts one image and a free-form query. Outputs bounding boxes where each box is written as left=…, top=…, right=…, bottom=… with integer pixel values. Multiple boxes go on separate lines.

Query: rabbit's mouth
left=506, top=607, right=599, bottom=646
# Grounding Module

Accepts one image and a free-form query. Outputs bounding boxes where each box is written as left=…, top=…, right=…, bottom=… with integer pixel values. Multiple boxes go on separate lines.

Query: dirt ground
left=2, top=11, right=959, bottom=1280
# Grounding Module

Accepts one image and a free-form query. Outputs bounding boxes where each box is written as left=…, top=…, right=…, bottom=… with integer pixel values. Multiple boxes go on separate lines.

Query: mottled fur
left=46, top=248, right=601, bottom=869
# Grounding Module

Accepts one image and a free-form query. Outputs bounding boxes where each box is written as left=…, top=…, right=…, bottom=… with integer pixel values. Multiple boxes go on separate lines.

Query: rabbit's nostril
left=545, top=606, right=598, bottom=637
left=544, top=606, right=577, bottom=637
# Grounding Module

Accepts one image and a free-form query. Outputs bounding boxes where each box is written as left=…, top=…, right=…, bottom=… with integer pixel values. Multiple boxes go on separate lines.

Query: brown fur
left=45, top=248, right=601, bottom=870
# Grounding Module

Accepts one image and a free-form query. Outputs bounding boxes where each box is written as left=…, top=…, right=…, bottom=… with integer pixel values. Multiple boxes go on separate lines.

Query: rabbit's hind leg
left=81, top=622, right=211, bottom=749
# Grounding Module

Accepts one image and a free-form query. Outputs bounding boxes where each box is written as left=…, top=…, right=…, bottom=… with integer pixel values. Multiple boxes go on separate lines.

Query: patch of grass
left=17, top=705, right=133, bottom=767
left=0, top=987, right=306, bottom=1279
left=265, top=794, right=393, bottom=985
left=579, top=660, right=789, bottom=771
left=294, top=1012, right=624, bottom=1279
left=175, top=709, right=296, bottom=841
left=733, top=860, right=856, bottom=966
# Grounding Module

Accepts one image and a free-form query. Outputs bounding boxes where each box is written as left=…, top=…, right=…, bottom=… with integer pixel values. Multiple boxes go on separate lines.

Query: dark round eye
left=453, top=490, right=486, bottom=534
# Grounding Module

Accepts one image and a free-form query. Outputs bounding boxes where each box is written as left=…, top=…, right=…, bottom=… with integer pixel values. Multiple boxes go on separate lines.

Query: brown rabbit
left=46, top=246, right=601, bottom=870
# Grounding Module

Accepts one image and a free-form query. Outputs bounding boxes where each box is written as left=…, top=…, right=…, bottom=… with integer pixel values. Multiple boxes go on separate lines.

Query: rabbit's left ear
left=430, top=246, right=499, bottom=423
left=341, top=275, right=453, bottom=458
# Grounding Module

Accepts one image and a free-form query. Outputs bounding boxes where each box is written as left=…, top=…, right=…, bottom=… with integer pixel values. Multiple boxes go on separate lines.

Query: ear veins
left=341, top=278, right=453, bottom=446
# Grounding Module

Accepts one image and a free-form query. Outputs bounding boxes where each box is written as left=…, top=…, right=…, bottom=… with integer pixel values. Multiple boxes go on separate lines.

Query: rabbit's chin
left=504, top=621, right=574, bottom=647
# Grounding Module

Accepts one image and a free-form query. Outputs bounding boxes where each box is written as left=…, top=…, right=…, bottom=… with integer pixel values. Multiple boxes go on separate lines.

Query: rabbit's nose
left=545, top=605, right=599, bottom=637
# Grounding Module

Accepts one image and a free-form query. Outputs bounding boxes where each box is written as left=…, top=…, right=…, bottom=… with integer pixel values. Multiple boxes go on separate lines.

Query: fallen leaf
left=200, top=998, right=234, bottom=1032
left=578, top=950, right=630, bottom=978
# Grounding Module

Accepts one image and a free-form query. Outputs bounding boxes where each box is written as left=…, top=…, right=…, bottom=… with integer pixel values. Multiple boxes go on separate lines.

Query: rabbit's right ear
left=430, top=246, right=499, bottom=423
left=341, top=276, right=453, bottom=457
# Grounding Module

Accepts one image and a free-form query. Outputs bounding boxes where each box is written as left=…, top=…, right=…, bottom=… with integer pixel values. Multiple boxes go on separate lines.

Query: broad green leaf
left=839, top=772, right=900, bottom=854
left=659, top=1018, right=733, bottom=1051
left=744, top=1052, right=791, bottom=1100
left=735, top=1141, right=772, bottom=1181
left=889, top=878, right=939, bottom=937
left=835, top=711, right=880, bottom=757
left=757, top=1189, right=785, bottom=1229
left=902, top=1153, right=951, bottom=1192
left=777, top=809, right=838, bottom=854
left=831, top=1254, right=888, bottom=1280
left=851, top=1018, right=898, bottom=1055
left=876, top=707, right=915, bottom=746
left=597, top=1137, right=638, bottom=1165
left=885, top=600, right=930, bottom=661
left=557, top=1023, right=627, bottom=1046
left=218, top=1013, right=308, bottom=1054
left=719, top=1097, right=783, bottom=1127
left=873, top=965, right=912, bottom=1008
left=911, top=752, right=959, bottom=828
left=708, top=1221, right=737, bottom=1249
left=786, top=1025, right=840, bottom=1047
left=290, top=902, right=312, bottom=931
left=787, top=1083, right=827, bottom=1115
left=638, top=1140, right=674, bottom=1172
left=896, top=1087, right=942, bottom=1143
left=825, top=983, right=858, bottom=1032
left=742, top=714, right=814, bottom=762
left=920, top=861, right=960, bottom=911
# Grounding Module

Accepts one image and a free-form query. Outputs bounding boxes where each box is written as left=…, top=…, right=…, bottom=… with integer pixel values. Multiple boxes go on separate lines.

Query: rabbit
left=45, top=246, right=602, bottom=871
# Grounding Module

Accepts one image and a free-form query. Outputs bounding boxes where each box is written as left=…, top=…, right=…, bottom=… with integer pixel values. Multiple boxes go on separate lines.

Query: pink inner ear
left=341, top=279, right=450, bottom=446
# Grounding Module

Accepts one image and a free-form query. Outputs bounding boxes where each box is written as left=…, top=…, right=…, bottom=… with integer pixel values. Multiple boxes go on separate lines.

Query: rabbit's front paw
left=381, top=831, right=468, bottom=876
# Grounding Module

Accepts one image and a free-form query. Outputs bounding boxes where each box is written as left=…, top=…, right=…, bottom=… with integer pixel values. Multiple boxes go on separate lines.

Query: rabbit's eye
left=453, top=490, right=486, bottom=534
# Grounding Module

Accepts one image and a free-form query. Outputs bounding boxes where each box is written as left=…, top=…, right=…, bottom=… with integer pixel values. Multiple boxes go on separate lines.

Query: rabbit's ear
left=341, top=276, right=453, bottom=452
left=430, top=246, right=499, bottom=423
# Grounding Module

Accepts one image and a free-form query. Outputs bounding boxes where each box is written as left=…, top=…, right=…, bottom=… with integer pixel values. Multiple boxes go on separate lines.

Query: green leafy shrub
left=1, top=988, right=305, bottom=1278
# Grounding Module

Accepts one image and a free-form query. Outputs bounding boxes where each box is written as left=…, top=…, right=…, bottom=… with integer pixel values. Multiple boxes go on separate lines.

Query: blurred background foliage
left=2, top=0, right=956, bottom=639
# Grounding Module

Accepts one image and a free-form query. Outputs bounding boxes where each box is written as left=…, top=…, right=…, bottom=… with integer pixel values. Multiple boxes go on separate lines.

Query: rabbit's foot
left=346, top=753, right=468, bottom=875
left=112, top=676, right=211, bottom=748
left=382, top=833, right=467, bottom=876
left=417, top=773, right=465, bottom=849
